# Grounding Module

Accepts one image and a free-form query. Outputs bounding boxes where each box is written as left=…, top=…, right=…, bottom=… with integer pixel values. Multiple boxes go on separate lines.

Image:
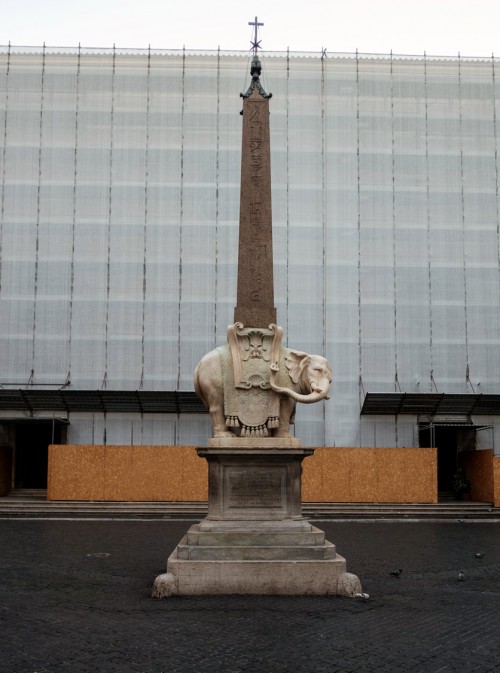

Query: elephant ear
left=285, top=350, right=310, bottom=384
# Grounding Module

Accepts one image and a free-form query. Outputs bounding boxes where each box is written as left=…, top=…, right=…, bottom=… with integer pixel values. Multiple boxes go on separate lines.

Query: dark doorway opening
left=419, top=424, right=476, bottom=494
left=12, top=420, right=66, bottom=489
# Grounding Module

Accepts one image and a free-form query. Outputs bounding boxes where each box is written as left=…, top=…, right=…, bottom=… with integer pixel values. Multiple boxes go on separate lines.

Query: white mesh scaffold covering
left=1, top=47, right=500, bottom=449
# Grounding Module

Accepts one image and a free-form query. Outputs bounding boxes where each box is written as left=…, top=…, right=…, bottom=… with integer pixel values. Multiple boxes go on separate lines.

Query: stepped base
left=187, top=521, right=325, bottom=545
left=153, top=550, right=360, bottom=596
left=176, top=522, right=336, bottom=560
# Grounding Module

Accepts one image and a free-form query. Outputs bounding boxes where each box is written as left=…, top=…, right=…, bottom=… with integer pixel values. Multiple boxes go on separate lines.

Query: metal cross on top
left=249, top=16, right=263, bottom=53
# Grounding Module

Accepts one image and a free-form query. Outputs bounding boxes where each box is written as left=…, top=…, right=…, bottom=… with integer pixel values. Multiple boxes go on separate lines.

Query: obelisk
left=234, top=41, right=276, bottom=327
left=152, top=20, right=362, bottom=597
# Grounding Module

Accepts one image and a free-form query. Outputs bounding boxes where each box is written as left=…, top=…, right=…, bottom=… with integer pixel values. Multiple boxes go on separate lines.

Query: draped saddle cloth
left=220, top=323, right=286, bottom=437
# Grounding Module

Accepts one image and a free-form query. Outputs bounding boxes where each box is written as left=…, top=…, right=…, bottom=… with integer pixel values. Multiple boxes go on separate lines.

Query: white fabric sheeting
left=1, top=50, right=500, bottom=449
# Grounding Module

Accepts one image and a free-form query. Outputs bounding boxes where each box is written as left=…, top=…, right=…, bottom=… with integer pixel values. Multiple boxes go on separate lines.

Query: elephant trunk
left=269, top=369, right=330, bottom=404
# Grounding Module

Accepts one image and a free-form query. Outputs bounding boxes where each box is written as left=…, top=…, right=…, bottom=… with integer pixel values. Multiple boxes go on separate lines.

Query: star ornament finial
left=241, top=16, right=271, bottom=99
left=248, top=16, right=264, bottom=54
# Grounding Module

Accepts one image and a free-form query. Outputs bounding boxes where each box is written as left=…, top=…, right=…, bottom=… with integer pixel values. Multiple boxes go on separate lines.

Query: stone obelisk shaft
left=234, top=87, right=276, bottom=327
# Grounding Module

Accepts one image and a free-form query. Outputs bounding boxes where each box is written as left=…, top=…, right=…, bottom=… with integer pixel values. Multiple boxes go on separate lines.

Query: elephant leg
left=209, top=402, right=235, bottom=438
left=274, top=396, right=296, bottom=438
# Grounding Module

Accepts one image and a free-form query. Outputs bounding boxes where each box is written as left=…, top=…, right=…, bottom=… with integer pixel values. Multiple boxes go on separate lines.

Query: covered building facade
left=0, top=46, right=499, bottom=502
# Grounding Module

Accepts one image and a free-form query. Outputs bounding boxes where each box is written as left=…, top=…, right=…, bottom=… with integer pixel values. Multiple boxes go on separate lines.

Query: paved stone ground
left=0, top=519, right=499, bottom=673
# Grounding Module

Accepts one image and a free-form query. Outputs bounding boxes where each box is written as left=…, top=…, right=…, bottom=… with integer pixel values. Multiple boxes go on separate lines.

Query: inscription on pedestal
left=227, top=467, right=284, bottom=508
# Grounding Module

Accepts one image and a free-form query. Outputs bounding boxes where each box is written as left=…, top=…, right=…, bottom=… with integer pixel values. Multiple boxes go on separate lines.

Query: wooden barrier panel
left=48, top=444, right=438, bottom=503
left=48, top=445, right=208, bottom=501
left=301, top=447, right=437, bottom=504
left=494, top=457, right=500, bottom=507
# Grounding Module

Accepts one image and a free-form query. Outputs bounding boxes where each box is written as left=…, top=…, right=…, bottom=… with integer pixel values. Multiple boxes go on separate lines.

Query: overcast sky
left=2, top=0, right=500, bottom=57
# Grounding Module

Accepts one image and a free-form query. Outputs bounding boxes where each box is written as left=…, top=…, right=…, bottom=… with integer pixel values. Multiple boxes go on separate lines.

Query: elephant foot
left=213, top=430, right=237, bottom=438
left=274, top=430, right=294, bottom=439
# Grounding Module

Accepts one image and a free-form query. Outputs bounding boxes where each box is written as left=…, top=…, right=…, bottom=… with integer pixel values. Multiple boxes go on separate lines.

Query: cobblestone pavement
left=0, top=519, right=499, bottom=673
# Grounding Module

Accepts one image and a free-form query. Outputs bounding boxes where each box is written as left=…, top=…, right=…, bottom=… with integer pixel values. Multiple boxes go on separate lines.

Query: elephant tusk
left=269, top=363, right=330, bottom=404
left=269, top=380, right=328, bottom=404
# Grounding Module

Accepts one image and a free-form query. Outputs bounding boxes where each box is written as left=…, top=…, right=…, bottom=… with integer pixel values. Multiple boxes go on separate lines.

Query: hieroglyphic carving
left=235, top=59, right=275, bottom=327
left=246, top=103, right=265, bottom=303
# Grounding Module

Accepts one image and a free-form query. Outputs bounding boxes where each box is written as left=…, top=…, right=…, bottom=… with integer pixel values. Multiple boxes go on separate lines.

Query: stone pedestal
left=152, top=440, right=362, bottom=597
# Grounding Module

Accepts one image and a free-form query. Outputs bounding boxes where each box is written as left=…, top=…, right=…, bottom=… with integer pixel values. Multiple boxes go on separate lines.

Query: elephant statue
left=194, top=344, right=332, bottom=439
